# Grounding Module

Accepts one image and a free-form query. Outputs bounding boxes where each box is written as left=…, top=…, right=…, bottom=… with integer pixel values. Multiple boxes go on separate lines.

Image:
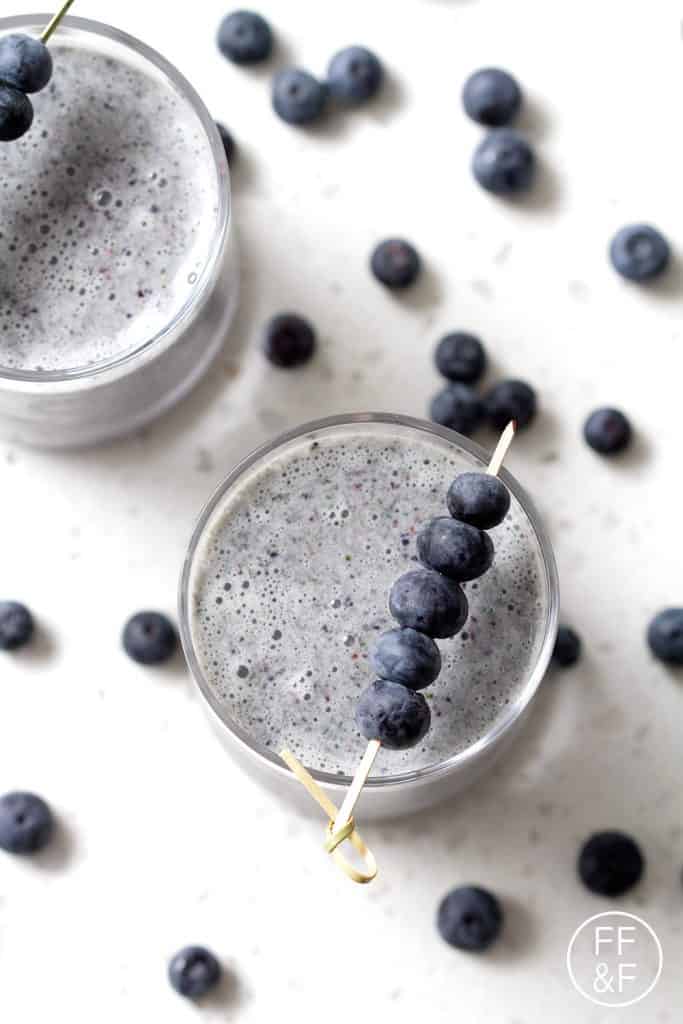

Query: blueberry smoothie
left=0, top=17, right=236, bottom=446
left=185, top=417, right=555, bottom=782
left=0, top=39, right=218, bottom=372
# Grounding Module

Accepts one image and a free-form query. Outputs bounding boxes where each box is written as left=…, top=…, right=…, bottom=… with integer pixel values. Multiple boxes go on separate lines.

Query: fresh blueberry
left=0, top=34, right=53, bottom=93
left=417, top=517, right=494, bottom=583
left=355, top=679, right=431, bottom=750
left=0, top=791, right=54, bottom=854
left=462, top=68, right=521, bottom=127
left=583, top=407, right=631, bottom=455
left=272, top=68, right=327, bottom=125
left=0, top=83, right=33, bottom=142
left=327, top=46, right=383, bottom=104
left=0, top=601, right=34, bottom=650
left=578, top=831, right=644, bottom=897
left=263, top=313, right=316, bottom=368
left=370, top=238, right=421, bottom=289
left=647, top=608, right=683, bottom=665
left=216, top=122, right=236, bottom=165
left=437, top=886, right=503, bottom=952
left=472, top=130, right=535, bottom=195
left=217, top=10, right=273, bottom=64
left=434, top=332, right=486, bottom=384
left=609, top=224, right=670, bottom=282
left=484, top=379, right=537, bottom=431
left=429, top=383, right=484, bottom=436
left=370, top=627, right=441, bottom=691
left=168, top=946, right=222, bottom=999
left=446, top=472, right=510, bottom=530
left=553, top=625, right=581, bottom=667
left=122, top=611, right=177, bottom=665
left=389, top=569, right=468, bottom=639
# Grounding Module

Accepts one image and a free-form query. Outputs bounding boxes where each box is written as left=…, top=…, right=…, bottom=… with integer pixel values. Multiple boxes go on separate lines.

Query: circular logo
left=567, top=911, right=663, bottom=1008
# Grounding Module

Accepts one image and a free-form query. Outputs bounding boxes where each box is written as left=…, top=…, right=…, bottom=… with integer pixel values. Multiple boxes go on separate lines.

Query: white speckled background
left=1, top=1, right=682, bottom=1021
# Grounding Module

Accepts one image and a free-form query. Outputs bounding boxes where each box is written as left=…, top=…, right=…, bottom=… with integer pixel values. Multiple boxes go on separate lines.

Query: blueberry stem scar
left=279, top=748, right=378, bottom=883
left=278, top=421, right=517, bottom=884
left=41, top=0, right=77, bottom=44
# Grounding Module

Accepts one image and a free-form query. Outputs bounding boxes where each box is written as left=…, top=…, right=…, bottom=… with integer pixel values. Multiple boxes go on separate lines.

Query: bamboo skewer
left=280, top=421, right=517, bottom=882
left=486, top=419, right=516, bottom=477
left=279, top=748, right=377, bottom=883
left=41, top=0, right=77, bottom=43
left=332, top=738, right=381, bottom=839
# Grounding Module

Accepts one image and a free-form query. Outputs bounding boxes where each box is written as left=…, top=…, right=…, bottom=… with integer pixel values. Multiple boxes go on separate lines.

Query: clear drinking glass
left=0, top=15, right=238, bottom=448
left=179, top=413, right=560, bottom=820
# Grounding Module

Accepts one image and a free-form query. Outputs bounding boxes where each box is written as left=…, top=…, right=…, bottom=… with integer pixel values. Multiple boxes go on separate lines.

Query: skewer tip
left=41, top=0, right=77, bottom=44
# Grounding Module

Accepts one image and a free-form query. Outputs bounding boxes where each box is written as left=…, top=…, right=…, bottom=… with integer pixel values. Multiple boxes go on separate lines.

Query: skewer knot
left=324, top=816, right=355, bottom=854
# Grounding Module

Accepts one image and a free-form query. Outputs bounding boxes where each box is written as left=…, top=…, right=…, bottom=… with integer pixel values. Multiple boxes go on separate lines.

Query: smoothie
left=0, top=40, right=218, bottom=371
left=186, top=419, right=552, bottom=778
left=0, top=17, right=236, bottom=446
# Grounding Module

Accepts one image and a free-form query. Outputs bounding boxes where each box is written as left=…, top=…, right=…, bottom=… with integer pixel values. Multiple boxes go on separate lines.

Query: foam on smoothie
left=189, top=428, right=549, bottom=777
left=0, top=40, right=219, bottom=373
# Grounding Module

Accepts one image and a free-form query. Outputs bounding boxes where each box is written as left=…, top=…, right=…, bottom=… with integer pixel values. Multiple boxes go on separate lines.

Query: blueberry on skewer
left=0, top=0, right=77, bottom=142
left=0, top=33, right=52, bottom=93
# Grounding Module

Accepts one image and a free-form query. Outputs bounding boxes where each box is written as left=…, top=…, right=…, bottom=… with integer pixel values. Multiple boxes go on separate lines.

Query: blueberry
left=168, top=946, right=222, bottom=999
left=370, top=238, right=421, bottom=289
left=434, top=332, right=486, bottom=384
left=417, top=517, right=494, bottom=583
left=217, top=10, right=273, bottom=64
left=122, top=611, right=177, bottom=665
left=0, top=34, right=53, bottom=93
left=437, top=886, right=503, bottom=952
left=609, top=224, right=670, bottom=282
left=0, top=84, right=33, bottom=142
left=446, top=472, right=510, bottom=530
left=462, top=68, right=521, bottom=127
left=0, top=791, right=54, bottom=854
left=216, top=122, right=236, bottom=165
left=553, top=625, right=581, bottom=667
left=389, top=569, right=468, bottom=639
left=472, top=130, right=535, bottom=195
left=578, top=831, right=644, bottom=897
left=0, top=600, right=34, bottom=650
left=647, top=608, right=683, bottom=665
left=583, top=407, right=631, bottom=455
left=272, top=69, right=327, bottom=125
left=327, top=46, right=383, bottom=104
left=263, top=313, right=316, bottom=368
left=429, top=383, right=484, bottom=436
left=484, top=379, right=537, bottom=431
left=355, top=679, right=431, bottom=749
left=370, top=627, right=441, bottom=691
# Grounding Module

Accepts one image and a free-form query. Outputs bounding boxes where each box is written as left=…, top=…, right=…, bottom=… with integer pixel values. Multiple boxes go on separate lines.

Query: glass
left=179, top=413, right=560, bottom=820
left=0, top=15, right=238, bottom=447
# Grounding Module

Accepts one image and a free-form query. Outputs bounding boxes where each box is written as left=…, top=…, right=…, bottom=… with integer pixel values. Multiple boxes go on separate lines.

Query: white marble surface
left=1, top=1, right=682, bottom=1021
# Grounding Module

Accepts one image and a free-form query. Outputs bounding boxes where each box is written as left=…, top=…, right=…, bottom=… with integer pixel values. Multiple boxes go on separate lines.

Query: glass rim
left=0, top=13, right=230, bottom=389
left=178, top=412, right=560, bottom=792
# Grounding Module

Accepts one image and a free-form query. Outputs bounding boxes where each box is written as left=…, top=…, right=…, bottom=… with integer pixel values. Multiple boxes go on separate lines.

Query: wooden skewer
left=279, top=748, right=377, bottom=883
left=41, top=0, right=77, bottom=43
left=332, top=738, right=381, bottom=838
left=281, top=421, right=517, bottom=882
left=486, top=419, right=516, bottom=477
